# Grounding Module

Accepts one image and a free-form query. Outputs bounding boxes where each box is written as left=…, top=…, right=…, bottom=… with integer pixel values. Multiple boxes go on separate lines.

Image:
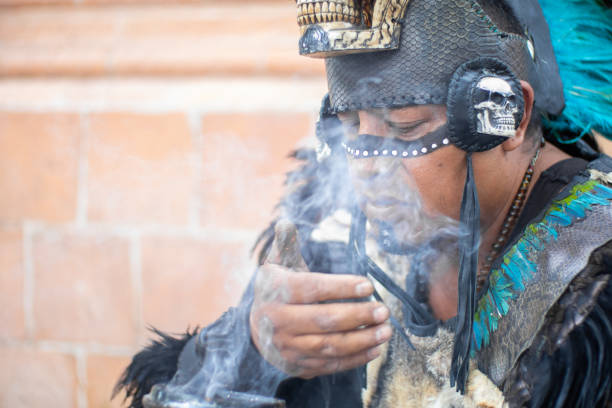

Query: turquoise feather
left=565, top=201, right=587, bottom=218
left=540, top=0, right=612, bottom=141
left=481, top=308, right=490, bottom=347
left=516, top=239, right=533, bottom=256
left=548, top=210, right=573, bottom=226
left=595, top=183, right=612, bottom=198
left=581, top=191, right=611, bottom=206
left=473, top=319, right=484, bottom=349
left=472, top=179, right=612, bottom=352
left=502, top=262, right=525, bottom=291
left=524, top=234, right=544, bottom=251
left=539, top=222, right=559, bottom=240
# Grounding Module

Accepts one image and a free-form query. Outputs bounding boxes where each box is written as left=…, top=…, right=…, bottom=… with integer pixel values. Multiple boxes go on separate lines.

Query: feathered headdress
left=540, top=0, right=612, bottom=142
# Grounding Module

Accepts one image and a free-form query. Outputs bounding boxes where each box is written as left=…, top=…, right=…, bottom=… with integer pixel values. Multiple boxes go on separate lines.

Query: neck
left=428, top=140, right=571, bottom=320
left=478, top=141, right=571, bottom=272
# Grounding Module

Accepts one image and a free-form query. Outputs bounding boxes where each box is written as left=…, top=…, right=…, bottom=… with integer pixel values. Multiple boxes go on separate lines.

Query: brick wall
left=0, top=1, right=326, bottom=407
left=3, top=3, right=610, bottom=408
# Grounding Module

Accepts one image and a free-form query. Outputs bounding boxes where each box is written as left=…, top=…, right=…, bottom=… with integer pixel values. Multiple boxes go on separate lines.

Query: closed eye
left=387, top=120, right=426, bottom=139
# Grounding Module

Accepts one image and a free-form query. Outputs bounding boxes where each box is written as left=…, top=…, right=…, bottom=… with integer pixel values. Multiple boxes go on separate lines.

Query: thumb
left=265, top=219, right=308, bottom=271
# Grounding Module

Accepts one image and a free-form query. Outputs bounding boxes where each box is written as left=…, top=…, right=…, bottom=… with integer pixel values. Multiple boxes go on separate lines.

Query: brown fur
left=364, top=327, right=506, bottom=408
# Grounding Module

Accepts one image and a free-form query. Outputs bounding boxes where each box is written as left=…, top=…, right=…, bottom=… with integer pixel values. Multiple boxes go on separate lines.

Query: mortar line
left=75, top=347, right=88, bottom=408
left=17, top=219, right=261, bottom=242
left=22, top=221, right=35, bottom=340
left=0, top=78, right=326, bottom=113
left=75, top=113, right=90, bottom=227
left=0, top=337, right=137, bottom=356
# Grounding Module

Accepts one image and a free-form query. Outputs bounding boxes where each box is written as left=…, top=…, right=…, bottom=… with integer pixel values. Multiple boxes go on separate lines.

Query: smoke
left=143, top=82, right=468, bottom=407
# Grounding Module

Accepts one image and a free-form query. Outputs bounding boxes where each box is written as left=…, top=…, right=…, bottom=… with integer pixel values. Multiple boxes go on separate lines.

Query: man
left=116, top=0, right=612, bottom=406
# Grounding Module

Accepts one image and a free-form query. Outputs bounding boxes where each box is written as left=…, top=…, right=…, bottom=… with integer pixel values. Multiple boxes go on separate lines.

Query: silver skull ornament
left=474, top=76, right=519, bottom=137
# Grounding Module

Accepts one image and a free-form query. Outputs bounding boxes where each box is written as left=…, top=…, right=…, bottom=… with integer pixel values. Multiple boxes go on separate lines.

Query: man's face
left=337, top=105, right=466, bottom=246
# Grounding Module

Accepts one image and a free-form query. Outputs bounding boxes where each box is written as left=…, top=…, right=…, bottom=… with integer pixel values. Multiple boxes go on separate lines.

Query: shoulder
left=476, top=156, right=612, bottom=405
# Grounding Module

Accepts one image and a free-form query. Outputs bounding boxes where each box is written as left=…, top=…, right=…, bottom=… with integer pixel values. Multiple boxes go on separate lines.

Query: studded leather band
left=342, top=124, right=450, bottom=159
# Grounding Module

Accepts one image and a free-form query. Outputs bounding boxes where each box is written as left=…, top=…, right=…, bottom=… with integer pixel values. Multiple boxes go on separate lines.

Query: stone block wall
left=0, top=1, right=326, bottom=407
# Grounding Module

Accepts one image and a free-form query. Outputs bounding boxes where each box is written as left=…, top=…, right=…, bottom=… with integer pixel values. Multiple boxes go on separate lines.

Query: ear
left=502, top=80, right=534, bottom=152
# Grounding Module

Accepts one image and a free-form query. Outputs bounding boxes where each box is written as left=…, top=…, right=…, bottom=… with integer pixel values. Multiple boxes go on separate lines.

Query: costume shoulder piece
left=474, top=156, right=612, bottom=391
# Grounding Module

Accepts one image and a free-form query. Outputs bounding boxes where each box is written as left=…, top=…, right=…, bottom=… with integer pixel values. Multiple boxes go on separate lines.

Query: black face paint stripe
left=343, top=124, right=450, bottom=158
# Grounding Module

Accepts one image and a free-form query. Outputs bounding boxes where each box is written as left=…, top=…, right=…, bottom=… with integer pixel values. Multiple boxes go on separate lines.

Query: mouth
left=360, top=197, right=460, bottom=247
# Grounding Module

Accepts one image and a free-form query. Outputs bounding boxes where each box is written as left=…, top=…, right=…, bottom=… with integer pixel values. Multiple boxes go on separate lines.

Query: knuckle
left=314, top=313, right=338, bottom=331
left=314, top=337, right=336, bottom=356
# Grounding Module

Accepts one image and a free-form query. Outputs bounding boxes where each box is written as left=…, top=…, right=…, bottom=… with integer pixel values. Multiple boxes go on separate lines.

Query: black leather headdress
left=322, top=0, right=563, bottom=119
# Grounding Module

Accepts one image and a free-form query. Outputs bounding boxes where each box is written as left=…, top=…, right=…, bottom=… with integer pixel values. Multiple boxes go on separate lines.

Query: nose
left=348, top=155, right=387, bottom=180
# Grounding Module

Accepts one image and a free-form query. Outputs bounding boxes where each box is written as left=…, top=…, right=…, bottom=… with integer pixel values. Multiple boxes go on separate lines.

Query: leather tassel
left=450, top=153, right=480, bottom=393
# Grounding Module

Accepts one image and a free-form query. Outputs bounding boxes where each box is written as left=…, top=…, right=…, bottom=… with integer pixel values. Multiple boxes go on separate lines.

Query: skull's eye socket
left=491, top=93, right=504, bottom=105
left=507, top=95, right=517, bottom=107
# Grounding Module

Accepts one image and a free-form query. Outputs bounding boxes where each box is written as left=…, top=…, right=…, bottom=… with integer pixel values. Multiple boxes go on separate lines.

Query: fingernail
left=355, top=281, right=373, bottom=297
left=373, top=306, right=389, bottom=323
left=367, top=346, right=381, bottom=359
left=376, top=325, right=392, bottom=342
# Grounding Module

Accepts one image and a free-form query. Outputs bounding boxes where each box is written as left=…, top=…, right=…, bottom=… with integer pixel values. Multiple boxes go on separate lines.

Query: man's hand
left=249, top=220, right=392, bottom=379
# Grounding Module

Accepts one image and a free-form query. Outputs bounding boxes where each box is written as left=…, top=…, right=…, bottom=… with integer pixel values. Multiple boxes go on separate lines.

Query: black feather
left=112, top=328, right=198, bottom=408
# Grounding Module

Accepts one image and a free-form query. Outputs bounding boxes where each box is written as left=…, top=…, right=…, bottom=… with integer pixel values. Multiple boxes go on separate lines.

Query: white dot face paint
left=340, top=122, right=452, bottom=160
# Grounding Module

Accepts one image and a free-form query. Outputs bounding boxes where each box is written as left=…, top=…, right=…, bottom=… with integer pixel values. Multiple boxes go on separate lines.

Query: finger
left=285, top=271, right=375, bottom=304
left=264, top=301, right=390, bottom=334
left=265, top=219, right=308, bottom=270
left=256, top=264, right=374, bottom=304
left=295, top=346, right=384, bottom=378
left=286, top=323, right=392, bottom=358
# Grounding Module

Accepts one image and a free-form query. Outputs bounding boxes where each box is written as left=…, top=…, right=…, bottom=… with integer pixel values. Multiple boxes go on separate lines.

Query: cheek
left=400, top=155, right=466, bottom=220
